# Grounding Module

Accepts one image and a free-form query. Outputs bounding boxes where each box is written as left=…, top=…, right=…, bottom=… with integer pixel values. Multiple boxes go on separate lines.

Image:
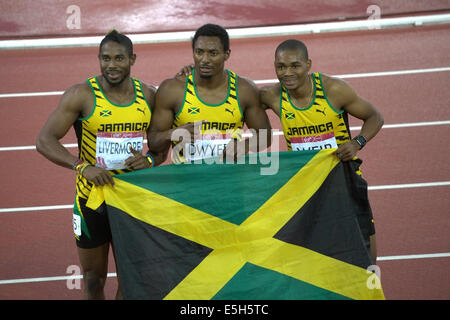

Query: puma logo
left=316, top=108, right=326, bottom=116
left=136, top=107, right=146, bottom=115
left=225, top=108, right=234, bottom=116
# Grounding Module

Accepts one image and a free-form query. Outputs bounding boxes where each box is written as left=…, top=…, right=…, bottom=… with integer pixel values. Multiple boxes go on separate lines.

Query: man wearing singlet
left=36, top=30, right=157, bottom=299
left=260, top=39, right=384, bottom=263
left=148, top=24, right=271, bottom=163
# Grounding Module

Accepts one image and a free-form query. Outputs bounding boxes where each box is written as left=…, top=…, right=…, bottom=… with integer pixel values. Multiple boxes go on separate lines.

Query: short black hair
left=192, top=24, right=230, bottom=52
left=99, top=29, right=133, bottom=56
left=275, top=39, right=308, bottom=60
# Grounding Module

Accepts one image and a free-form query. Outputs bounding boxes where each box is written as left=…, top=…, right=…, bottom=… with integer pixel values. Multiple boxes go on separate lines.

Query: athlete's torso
left=280, top=72, right=351, bottom=151
left=74, top=76, right=151, bottom=199
left=172, top=70, right=243, bottom=162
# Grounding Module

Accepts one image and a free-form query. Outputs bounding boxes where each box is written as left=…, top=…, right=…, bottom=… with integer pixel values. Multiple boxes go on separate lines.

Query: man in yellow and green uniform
left=260, top=39, right=384, bottom=263
left=148, top=24, right=272, bottom=164
left=37, top=30, right=156, bottom=299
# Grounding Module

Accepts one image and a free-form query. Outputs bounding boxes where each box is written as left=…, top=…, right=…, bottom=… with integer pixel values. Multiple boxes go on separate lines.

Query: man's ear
left=224, top=49, right=231, bottom=61
left=130, top=53, right=137, bottom=66
left=306, top=58, right=312, bottom=71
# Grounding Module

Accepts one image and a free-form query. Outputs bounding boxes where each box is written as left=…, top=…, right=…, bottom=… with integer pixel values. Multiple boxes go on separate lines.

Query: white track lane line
left=0, top=181, right=449, bottom=213
left=1, top=66, right=449, bottom=99
left=1, top=120, right=449, bottom=152
left=1, top=253, right=448, bottom=285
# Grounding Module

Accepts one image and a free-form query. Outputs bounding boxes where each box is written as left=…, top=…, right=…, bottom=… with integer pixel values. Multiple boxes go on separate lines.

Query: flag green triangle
left=212, top=262, right=351, bottom=300
left=115, top=151, right=318, bottom=225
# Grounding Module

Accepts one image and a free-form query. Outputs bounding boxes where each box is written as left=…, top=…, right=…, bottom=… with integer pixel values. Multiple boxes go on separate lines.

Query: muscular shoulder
left=155, top=77, right=186, bottom=110
left=139, top=81, right=157, bottom=108
left=235, top=75, right=259, bottom=104
left=235, top=76, right=261, bottom=114
left=140, top=81, right=157, bottom=97
left=65, top=81, right=92, bottom=98
left=321, top=73, right=357, bottom=110
left=60, top=81, right=93, bottom=112
left=236, top=75, right=258, bottom=93
left=158, top=76, right=185, bottom=94
left=260, top=84, right=281, bottom=111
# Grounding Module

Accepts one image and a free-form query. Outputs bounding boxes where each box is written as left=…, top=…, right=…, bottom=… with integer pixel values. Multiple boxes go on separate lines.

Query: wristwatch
left=353, top=135, right=367, bottom=149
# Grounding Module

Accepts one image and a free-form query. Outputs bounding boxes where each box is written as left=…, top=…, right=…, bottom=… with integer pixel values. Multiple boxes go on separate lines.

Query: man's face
left=274, top=49, right=311, bottom=90
left=193, top=36, right=230, bottom=79
left=98, top=41, right=135, bottom=86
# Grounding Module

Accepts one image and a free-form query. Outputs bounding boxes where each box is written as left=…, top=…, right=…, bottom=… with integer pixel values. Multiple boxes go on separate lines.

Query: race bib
left=96, top=132, right=143, bottom=170
left=185, top=133, right=231, bottom=162
left=73, top=214, right=81, bottom=237
left=291, top=132, right=338, bottom=151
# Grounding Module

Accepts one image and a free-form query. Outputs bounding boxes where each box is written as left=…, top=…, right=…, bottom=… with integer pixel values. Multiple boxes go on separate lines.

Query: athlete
left=148, top=24, right=272, bottom=164
left=260, top=39, right=384, bottom=262
left=36, top=30, right=157, bottom=299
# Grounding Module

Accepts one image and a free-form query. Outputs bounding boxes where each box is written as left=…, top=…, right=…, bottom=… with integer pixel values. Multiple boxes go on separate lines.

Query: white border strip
left=1, top=252, right=448, bottom=285
left=1, top=181, right=449, bottom=213
left=1, top=13, right=450, bottom=50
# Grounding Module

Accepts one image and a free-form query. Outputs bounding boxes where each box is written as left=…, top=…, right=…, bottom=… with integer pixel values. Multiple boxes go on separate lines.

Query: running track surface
left=0, top=25, right=449, bottom=299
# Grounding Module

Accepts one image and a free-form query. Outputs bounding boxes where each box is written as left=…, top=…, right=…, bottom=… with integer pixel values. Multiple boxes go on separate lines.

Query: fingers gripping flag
left=87, top=150, right=384, bottom=300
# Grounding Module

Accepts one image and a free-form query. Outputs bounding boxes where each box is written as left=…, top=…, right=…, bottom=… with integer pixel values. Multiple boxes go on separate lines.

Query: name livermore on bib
left=96, top=131, right=144, bottom=170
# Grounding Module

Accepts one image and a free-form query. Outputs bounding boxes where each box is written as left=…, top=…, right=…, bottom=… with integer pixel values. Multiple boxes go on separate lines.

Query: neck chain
left=307, top=74, right=314, bottom=104
left=296, top=74, right=314, bottom=109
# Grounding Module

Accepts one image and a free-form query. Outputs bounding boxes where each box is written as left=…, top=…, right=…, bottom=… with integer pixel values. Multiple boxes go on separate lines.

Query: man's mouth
left=106, top=70, right=121, bottom=80
left=282, top=77, right=297, bottom=86
left=199, top=65, right=213, bottom=73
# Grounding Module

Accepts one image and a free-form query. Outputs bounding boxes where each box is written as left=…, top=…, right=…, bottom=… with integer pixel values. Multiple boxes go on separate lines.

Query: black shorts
left=73, top=195, right=112, bottom=249
left=345, top=159, right=376, bottom=238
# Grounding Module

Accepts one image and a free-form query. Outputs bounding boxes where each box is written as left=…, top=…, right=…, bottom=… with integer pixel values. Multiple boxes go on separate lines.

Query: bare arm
left=124, top=82, right=161, bottom=168
left=36, top=84, right=88, bottom=169
left=147, top=79, right=184, bottom=163
left=243, top=79, right=272, bottom=151
left=260, top=84, right=281, bottom=116
left=324, top=76, right=384, bottom=161
left=224, top=78, right=272, bottom=161
left=36, top=83, right=114, bottom=186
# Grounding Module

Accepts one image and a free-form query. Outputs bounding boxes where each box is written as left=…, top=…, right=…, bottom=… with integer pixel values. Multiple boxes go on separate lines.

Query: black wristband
left=353, top=135, right=367, bottom=149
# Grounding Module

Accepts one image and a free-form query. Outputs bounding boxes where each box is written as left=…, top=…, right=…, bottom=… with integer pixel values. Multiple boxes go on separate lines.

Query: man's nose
left=107, top=59, right=118, bottom=68
left=200, top=53, right=211, bottom=64
left=284, top=66, right=294, bottom=75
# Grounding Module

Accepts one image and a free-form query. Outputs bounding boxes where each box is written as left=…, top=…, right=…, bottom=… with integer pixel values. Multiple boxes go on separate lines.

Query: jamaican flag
left=87, top=149, right=384, bottom=300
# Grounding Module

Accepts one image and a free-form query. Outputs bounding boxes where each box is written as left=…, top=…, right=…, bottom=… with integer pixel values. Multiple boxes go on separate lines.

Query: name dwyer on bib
left=187, top=139, right=230, bottom=161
